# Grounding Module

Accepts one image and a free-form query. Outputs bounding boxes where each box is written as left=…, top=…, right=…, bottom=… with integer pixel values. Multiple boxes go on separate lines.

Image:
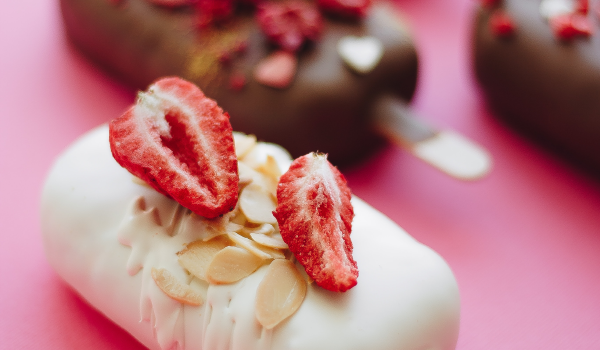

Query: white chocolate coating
left=41, top=125, right=460, bottom=350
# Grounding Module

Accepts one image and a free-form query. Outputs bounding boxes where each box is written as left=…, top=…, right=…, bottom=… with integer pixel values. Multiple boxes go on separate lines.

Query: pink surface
left=1, top=0, right=600, bottom=349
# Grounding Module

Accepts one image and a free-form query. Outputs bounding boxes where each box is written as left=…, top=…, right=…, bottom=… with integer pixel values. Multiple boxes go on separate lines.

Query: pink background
left=2, top=0, right=600, bottom=349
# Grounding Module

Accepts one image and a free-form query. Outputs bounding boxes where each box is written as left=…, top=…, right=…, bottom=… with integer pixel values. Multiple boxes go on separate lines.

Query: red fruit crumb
left=233, top=40, right=248, bottom=54
left=196, top=0, right=235, bottom=28
left=109, top=77, right=239, bottom=219
left=273, top=152, right=358, bottom=292
left=145, top=0, right=192, bottom=7
left=489, top=9, right=516, bottom=37
left=576, top=0, right=589, bottom=14
left=253, top=51, right=298, bottom=89
left=218, top=50, right=232, bottom=65
left=229, top=72, right=246, bottom=91
left=550, top=13, right=593, bottom=41
left=256, top=1, right=323, bottom=52
left=480, top=0, right=501, bottom=8
left=317, top=0, right=371, bottom=19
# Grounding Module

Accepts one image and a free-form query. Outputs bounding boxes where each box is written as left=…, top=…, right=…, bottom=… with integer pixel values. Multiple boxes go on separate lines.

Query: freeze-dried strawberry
left=145, top=0, right=194, bottom=7
left=550, top=13, right=593, bottom=40
left=576, top=0, right=589, bottom=14
left=318, top=0, right=371, bottom=19
left=489, top=9, right=516, bottom=37
left=196, top=0, right=235, bottom=27
left=109, top=77, right=239, bottom=219
left=256, top=1, right=323, bottom=52
left=273, top=153, right=357, bottom=292
left=254, top=51, right=298, bottom=89
left=480, top=0, right=501, bottom=8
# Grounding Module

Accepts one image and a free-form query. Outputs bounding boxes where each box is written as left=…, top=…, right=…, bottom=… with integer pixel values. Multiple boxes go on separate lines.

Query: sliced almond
left=255, top=259, right=307, bottom=329
left=239, top=183, right=277, bottom=224
left=131, top=176, right=153, bottom=189
left=151, top=267, right=204, bottom=306
left=233, top=132, right=257, bottom=159
left=251, top=232, right=289, bottom=250
left=240, top=223, right=275, bottom=236
left=227, top=232, right=284, bottom=260
left=242, top=142, right=293, bottom=175
left=230, top=210, right=248, bottom=226
left=258, top=155, right=282, bottom=181
left=238, top=161, right=278, bottom=197
left=206, top=246, right=264, bottom=284
left=177, top=235, right=230, bottom=281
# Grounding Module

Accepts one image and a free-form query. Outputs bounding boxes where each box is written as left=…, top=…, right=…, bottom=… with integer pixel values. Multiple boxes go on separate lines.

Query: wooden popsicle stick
left=371, top=96, right=492, bottom=181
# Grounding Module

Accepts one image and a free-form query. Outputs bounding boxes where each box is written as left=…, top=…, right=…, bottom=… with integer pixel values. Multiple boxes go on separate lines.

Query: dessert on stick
left=61, top=0, right=491, bottom=179
left=41, top=77, right=460, bottom=350
left=472, top=0, right=600, bottom=177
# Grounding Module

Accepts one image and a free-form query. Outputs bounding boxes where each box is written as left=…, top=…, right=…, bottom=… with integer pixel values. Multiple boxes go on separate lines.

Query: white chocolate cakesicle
left=41, top=125, right=460, bottom=350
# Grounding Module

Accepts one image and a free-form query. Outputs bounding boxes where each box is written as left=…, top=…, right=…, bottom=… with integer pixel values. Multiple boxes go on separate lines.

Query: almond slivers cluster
left=150, top=132, right=308, bottom=330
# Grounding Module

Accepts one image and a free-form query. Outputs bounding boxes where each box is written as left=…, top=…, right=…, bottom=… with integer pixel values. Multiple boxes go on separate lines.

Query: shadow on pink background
left=1, top=0, right=600, bottom=349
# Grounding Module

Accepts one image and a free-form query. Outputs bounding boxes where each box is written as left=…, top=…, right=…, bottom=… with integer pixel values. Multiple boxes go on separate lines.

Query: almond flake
left=131, top=176, right=153, bottom=188
left=151, top=267, right=204, bottom=306
left=177, top=235, right=230, bottom=280
left=233, top=132, right=257, bottom=159
left=258, top=155, right=282, bottom=181
left=240, top=223, right=275, bottom=236
left=255, top=259, right=307, bottom=329
left=241, top=142, right=293, bottom=175
left=251, top=232, right=289, bottom=250
left=227, top=232, right=284, bottom=260
left=230, top=210, right=248, bottom=226
left=206, top=246, right=264, bottom=284
left=239, top=183, right=277, bottom=224
left=238, top=162, right=277, bottom=195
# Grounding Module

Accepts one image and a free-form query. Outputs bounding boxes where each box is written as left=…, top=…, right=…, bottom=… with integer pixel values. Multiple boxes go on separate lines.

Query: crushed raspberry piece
left=196, top=0, right=235, bottom=27
left=109, top=77, right=239, bottom=219
left=318, top=0, right=371, bottom=19
left=256, top=1, right=323, bottom=52
left=576, top=0, right=589, bottom=14
left=229, top=72, right=247, bottom=91
left=550, top=13, right=593, bottom=40
left=218, top=50, right=232, bottom=65
left=145, top=0, right=193, bottom=7
left=233, top=40, right=248, bottom=54
left=480, top=0, right=501, bottom=8
left=274, top=153, right=357, bottom=292
left=489, top=9, right=516, bottom=37
left=253, top=51, right=298, bottom=89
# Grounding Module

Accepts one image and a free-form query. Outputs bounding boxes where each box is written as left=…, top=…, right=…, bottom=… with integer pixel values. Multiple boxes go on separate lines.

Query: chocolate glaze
left=60, top=0, right=418, bottom=166
left=473, top=0, right=600, bottom=177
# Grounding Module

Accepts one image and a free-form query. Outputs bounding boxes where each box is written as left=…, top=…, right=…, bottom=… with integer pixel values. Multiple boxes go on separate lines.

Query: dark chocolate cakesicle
left=61, top=0, right=490, bottom=179
left=473, top=0, right=600, bottom=177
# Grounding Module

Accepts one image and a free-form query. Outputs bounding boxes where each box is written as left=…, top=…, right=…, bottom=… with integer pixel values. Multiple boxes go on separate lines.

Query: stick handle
left=371, top=95, right=492, bottom=181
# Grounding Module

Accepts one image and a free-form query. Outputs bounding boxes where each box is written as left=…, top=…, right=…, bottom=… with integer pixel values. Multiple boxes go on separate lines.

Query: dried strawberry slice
left=550, top=13, right=593, bottom=40
left=318, top=0, right=372, bottom=19
left=145, top=0, right=194, bottom=7
left=273, top=153, right=357, bottom=292
left=109, top=77, right=239, bottom=219
left=489, top=9, right=516, bottom=38
left=256, top=1, right=323, bottom=52
left=195, top=0, right=235, bottom=28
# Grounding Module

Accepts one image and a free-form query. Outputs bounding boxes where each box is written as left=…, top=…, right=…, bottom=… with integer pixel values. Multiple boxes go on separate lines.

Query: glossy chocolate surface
left=60, top=0, right=418, bottom=166
left=473, top=0, right=600, bottom=177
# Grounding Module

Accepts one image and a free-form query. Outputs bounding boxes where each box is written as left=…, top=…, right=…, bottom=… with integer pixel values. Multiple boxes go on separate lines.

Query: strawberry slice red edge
left=109, top=77, right=239, bottom=219
left=273, top=152, right=357, bottom=292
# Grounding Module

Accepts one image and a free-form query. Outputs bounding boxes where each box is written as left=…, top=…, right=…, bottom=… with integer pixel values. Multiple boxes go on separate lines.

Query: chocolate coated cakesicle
left=61, top=0, right=490, bottom=179
left=473, top=0, right=600, bottom=177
